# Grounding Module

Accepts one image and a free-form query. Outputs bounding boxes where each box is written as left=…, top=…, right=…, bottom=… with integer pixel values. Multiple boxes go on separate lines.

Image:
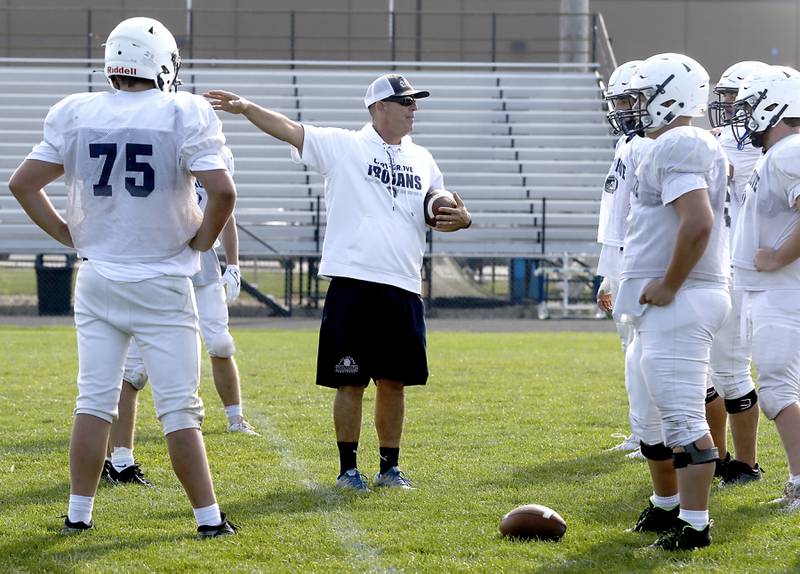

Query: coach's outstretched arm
left=205, top=90, right=305, bottom=153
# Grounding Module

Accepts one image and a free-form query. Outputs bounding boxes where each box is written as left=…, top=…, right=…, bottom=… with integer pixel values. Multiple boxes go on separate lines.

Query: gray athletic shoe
left=769, top=480, right=800, bottom=510
left=226, top=416, right=260, bottom=436
left=609, top=433, right=640, bottom=452
left=373, top=466, right=415, bottom=490
left=336, top=468, right=370, bottom=492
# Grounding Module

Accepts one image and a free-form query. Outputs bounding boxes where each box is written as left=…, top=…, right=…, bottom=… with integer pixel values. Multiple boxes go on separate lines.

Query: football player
left=729, top=65, right=800, bottom=513
left=102, top=146, right=256, bottom=486
left=597, top=59, right=650, bottom=459
left=8, top=17, right=236, bottom=537
left=705, top=61, right=769, bottom=486
left=614, top=53, right=731, bottom=550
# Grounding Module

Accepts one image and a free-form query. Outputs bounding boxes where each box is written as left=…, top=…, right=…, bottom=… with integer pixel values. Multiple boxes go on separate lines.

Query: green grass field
left=1, top=326, right=799, bottom=573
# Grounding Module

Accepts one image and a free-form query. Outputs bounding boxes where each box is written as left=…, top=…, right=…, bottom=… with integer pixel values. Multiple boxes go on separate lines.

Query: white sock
left=224, top=404, right=243, bottom=423
left=111, top=447, right=135, bottom=471
left=651, top=493, right=679, bottom=510
left=193, top=503, right=222, bottom=527
left=68, top=494, right=94, bottom=524
left=678, top=508, right=709, bottom=531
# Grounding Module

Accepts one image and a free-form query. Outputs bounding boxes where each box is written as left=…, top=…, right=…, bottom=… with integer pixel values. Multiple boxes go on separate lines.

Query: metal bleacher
left=0, top=60, right=614, bottom=260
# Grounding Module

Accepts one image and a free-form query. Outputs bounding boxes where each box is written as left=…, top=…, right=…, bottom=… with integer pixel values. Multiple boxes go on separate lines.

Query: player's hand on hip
left=754, top=248, right=782, bottom=272
left=435, top=192, right=472, bottom=231
left=204, top=90, right=250, bottom=115
left=639, top=280, right=675, bottom=307
left=221, top=264, right=241, bottom=302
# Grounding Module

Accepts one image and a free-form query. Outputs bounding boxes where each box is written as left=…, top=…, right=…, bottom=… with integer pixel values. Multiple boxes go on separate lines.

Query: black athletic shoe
left=61, top=516, right=93, bottom=535
left=715, top=452, right=731, bottom=478
left=719, top=459, right=763, bottom=487
left=108, top=463, right=154, bottom=487
left=101, top=459, right=116, bottom=485
left=196, top=513, right=237, bottom=539
left=651, top=519, right=712, bottom=551
left=632, top=501, right=681, bottom=533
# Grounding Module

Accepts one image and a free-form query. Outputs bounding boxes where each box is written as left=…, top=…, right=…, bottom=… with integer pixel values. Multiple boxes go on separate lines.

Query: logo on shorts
left=335, top=356, right=359, bottom=374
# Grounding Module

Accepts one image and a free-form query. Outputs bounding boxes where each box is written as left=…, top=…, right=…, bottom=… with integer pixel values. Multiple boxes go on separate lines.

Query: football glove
left=221, top=264, right=241, bottom=302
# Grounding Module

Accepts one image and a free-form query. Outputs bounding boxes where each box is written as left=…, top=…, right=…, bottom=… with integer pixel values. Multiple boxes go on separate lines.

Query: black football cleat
left=196, top=513, right=237, bottom=539
left=651, top=520, right=712, bottom=551
left=719, top=459, right=763, bottom=487
left=61, top=516, right=94, bottom=535
left=631, top=501, right=681, bottom=533
left=107, top=463, right=154, bottom=487
left=101, top=459, right=116, bottom=485
left=715, top=452, right=731, bottom=479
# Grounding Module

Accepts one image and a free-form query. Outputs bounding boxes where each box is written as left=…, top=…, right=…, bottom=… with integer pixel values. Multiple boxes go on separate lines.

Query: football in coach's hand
left=424, top=188, right=457, bottom=227
left=499, top=504, right=567, bottom=541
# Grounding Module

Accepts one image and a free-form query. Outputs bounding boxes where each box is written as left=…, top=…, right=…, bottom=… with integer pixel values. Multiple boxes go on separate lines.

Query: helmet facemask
left=708, top=87, right=738, bottom=128
left=731, top=88, right=787, bottom=149
left=615, top=73, right=677, bottom=136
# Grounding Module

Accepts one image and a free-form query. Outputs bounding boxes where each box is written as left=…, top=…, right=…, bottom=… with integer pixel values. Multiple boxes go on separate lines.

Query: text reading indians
left=367, top=158, right=423, bottom=192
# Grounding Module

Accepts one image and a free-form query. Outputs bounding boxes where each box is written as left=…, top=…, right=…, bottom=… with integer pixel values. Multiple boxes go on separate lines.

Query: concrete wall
left=0, top=0, right=797, bottom=80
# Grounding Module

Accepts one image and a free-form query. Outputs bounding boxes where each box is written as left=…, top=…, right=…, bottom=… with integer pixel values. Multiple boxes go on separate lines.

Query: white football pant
left=746, top=290, right=800, bottom=420
left=627, top=285, right=731, bottom=447
left=74, top=262, right=204, bottom=435
left=708, top=287, right=754, bottom=400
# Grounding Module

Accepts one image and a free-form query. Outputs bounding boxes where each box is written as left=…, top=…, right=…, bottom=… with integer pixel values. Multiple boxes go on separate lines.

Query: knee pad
left=724, top=388, right=758, bottom=414
left=672, top=441, right=719, bottom=468
left=705, top=387, right=719, bottom=404
left=206, top=331, right=235, bottom=358
left=639, top=441, right=673, bottom=461
left=123, top=365, right=149, bottom=391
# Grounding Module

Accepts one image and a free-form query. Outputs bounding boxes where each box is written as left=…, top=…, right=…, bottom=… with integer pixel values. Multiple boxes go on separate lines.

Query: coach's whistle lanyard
left=383, top=143, right=415, bottom=218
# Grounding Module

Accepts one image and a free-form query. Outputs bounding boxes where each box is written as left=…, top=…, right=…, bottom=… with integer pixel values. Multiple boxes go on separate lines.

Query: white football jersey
left=718, top=125, right=762, bottom=233
left=597, top=134, right=652, bottom=248
left=292, top=123, right=444, bottom=294
left=732, top=133, right=800, bottom=290
left=620, top=126, right=730, bottom=284
left=28, top=89, right=226, bottom=279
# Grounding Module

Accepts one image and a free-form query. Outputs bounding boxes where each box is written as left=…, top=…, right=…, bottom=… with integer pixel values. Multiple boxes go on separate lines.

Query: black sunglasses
left=382, top=96, right=416, bottom=107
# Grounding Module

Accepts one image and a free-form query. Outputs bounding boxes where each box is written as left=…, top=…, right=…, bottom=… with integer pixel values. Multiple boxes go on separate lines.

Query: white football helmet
left=708, top=61, right=768, bottom=127
left=617, top=53, right=710, bottom=135
left=605, top=60, right=643, bottom=134
left=104, top=17, right=181, bottom=92
left=731, top=65, right=800, bottom=148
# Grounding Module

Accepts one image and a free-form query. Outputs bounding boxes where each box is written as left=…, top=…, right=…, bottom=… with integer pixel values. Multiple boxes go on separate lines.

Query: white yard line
left=246, top=410, right=396, bottom=574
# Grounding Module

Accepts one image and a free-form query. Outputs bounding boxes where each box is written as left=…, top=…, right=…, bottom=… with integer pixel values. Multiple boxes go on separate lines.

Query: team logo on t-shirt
left=335, top=356, right=359, bottom=374
left=604, top=175, right=618, bottom=194
left=745, top=171, right=760, bottom=202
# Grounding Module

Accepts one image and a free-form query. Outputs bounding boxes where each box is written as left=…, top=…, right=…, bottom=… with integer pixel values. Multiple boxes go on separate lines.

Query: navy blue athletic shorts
left=316, top=277, right=428, bottom=388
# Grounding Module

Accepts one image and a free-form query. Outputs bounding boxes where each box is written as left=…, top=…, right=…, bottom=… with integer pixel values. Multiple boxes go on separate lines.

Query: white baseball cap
left=364, top=74, right=430, bottom=108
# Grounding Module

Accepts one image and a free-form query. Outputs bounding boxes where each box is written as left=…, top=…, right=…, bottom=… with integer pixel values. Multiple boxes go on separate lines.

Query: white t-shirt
left=27, top=89, right=227, bottom=282
left=718, top=125, right=763, bottom=234
left=291, top=123, right=444, bottom=294
left=732, top=134, right=800, bottom=290
left=615, top=126, right=730, bottom=316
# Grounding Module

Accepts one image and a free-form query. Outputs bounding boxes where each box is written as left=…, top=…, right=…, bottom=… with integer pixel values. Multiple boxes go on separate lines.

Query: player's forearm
left=12, top=187, right=73, bottom=247
left=242, top=103, right=304, bottom=150
left=192, top=190, right=235, bottom=252
left=220, top=215, right=239, bottom=266
left=662, top=219, right=712, bottom=291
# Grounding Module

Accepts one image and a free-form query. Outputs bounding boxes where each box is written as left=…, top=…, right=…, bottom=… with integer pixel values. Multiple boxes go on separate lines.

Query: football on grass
left=424, top=189, right=457, bottom=226
left=499, top=504, right=567, bottom=541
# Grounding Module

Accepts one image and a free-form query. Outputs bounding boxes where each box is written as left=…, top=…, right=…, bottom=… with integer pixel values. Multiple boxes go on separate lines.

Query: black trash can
left=35, top=254, right=75, bottom=315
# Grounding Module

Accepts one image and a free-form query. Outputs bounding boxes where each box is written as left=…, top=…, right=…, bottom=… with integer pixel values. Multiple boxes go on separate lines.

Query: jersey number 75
left=89, top=142, right=155, bottom=198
